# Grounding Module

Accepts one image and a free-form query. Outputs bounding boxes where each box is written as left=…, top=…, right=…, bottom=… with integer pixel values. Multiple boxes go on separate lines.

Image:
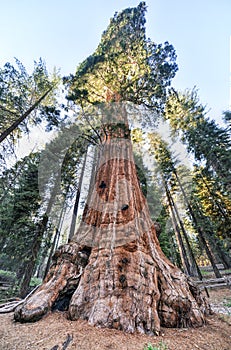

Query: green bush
left=224, top=298, right=231, bottom=307
left=0, top=269, right=16, bottom=282
left=144, top=341, right=168, bottom=350
left=29, top=276, right=42, bottom=287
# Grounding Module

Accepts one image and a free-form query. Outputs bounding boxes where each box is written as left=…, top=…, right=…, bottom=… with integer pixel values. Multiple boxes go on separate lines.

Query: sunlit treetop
left=64, top=2, right=178, bottom=111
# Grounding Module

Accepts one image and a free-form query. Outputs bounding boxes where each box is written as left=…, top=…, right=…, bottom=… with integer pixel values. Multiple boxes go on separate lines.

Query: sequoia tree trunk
left=14, top=103, right=210, bottom=335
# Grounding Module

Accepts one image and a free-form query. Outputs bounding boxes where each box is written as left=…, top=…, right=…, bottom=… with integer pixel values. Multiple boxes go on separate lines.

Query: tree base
left=14, top=227, right=211, bottom=335
left=14, top=243, right=90, bottom=322
left=69, top=227, right=210, bottom=334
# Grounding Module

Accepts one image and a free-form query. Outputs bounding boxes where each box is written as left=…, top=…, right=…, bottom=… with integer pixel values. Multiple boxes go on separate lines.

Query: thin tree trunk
left=19, top=180, right=59, bottom=297
left=19, top=214, right=49, bottom=298
left=16, top=262, right=27, bottom=285
left=194, top=202, right=231, bottom=269
left=164, top=181, right=210, bottom=296
left=165, top=184, right=202, bottom=278
left=85, top=146, right=99, bottom=205
left=44, top=203, right=67, bottom=278
left=174, top=171, right=222, bottom=278
left=69, top=151, right=88, bottom=240
left=212, top=239, right=231, bottom=269
left=164, top=182, right=191, bottom=275
left=0, top=87, right=53, bottom=143
left=191, top=172, right=231, bottom=269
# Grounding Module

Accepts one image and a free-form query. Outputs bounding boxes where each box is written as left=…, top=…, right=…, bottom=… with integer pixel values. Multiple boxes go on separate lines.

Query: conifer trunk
left=0, top=88, right=52, bottom=143
left=44, top=203, right=67, bottom=278
left=14, top=104, right=210, bottom=334
left=165, top=182, right=201, bottom=277
left=19, top=214, right=49, bottom=298
left=174, top=171, right=222, bottom=278
left=165, top=182, right=191, bottom=275
left=69, top=151, right=88, bottom=240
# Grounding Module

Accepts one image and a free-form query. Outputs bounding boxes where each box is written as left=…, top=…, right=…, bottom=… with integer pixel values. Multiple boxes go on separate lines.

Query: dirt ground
left=0, top=288, right=230, bottom=350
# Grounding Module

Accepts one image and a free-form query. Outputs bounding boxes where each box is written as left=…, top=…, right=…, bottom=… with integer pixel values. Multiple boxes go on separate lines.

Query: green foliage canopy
left=64, top=2, right=178, bottom=111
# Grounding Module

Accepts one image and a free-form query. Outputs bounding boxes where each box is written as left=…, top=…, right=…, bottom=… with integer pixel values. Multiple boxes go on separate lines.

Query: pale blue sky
left=1, top=0, right=231, bottom=123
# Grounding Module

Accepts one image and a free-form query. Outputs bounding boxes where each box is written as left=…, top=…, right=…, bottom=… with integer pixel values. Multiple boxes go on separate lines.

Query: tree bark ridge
left=14, top=105, right=210, bottom=334
left=14, top=243, right=91, bottom=322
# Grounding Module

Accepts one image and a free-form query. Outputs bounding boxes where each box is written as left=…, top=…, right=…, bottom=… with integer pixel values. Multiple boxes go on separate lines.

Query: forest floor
left=0, top=288, right=230, bottom=350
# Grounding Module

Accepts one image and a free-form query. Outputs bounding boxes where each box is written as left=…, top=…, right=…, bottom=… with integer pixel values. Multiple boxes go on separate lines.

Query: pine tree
left=193, top=165, right=231, bottom=246
left=0, top=153, right=41, bottom=284
left=165, top=88, right=231, bottom=195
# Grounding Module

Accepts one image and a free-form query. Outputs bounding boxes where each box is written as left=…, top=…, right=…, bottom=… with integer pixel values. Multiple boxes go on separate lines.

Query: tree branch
left=0, top=86, right=53, bottom=143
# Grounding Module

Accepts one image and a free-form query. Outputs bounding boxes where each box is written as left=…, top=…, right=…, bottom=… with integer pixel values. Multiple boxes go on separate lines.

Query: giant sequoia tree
left=14, top=3, right=210, bottom=335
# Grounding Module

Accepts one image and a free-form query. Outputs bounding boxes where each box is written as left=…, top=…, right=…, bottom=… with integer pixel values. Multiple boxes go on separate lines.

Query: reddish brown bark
left=14, top=104, right=210, bottom=334
left=14, top=243, right=91, bottom=322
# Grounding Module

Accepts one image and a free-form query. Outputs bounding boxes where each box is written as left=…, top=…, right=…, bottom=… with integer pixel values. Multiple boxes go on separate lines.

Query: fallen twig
left=62, top=333, right=73, bottom=349
left=49, top=334, right=73, bottom=350
left=0, top=285, right=40, bottom=313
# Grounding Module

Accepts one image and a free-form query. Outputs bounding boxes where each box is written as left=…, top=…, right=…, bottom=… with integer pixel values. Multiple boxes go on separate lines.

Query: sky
left=1, top=0, right=231, bottom=124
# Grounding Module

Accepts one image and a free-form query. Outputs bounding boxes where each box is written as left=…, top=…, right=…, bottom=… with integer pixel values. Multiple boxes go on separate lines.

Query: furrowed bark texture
left=14, top=243, right=90, bottom=322
left=14, top=105, right=210, bottom=334
left=69, top=134, right=209, bottom=334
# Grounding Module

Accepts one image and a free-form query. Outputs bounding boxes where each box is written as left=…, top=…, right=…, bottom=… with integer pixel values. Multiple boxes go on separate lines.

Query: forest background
left=0, top=0, right=231, bottom=300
